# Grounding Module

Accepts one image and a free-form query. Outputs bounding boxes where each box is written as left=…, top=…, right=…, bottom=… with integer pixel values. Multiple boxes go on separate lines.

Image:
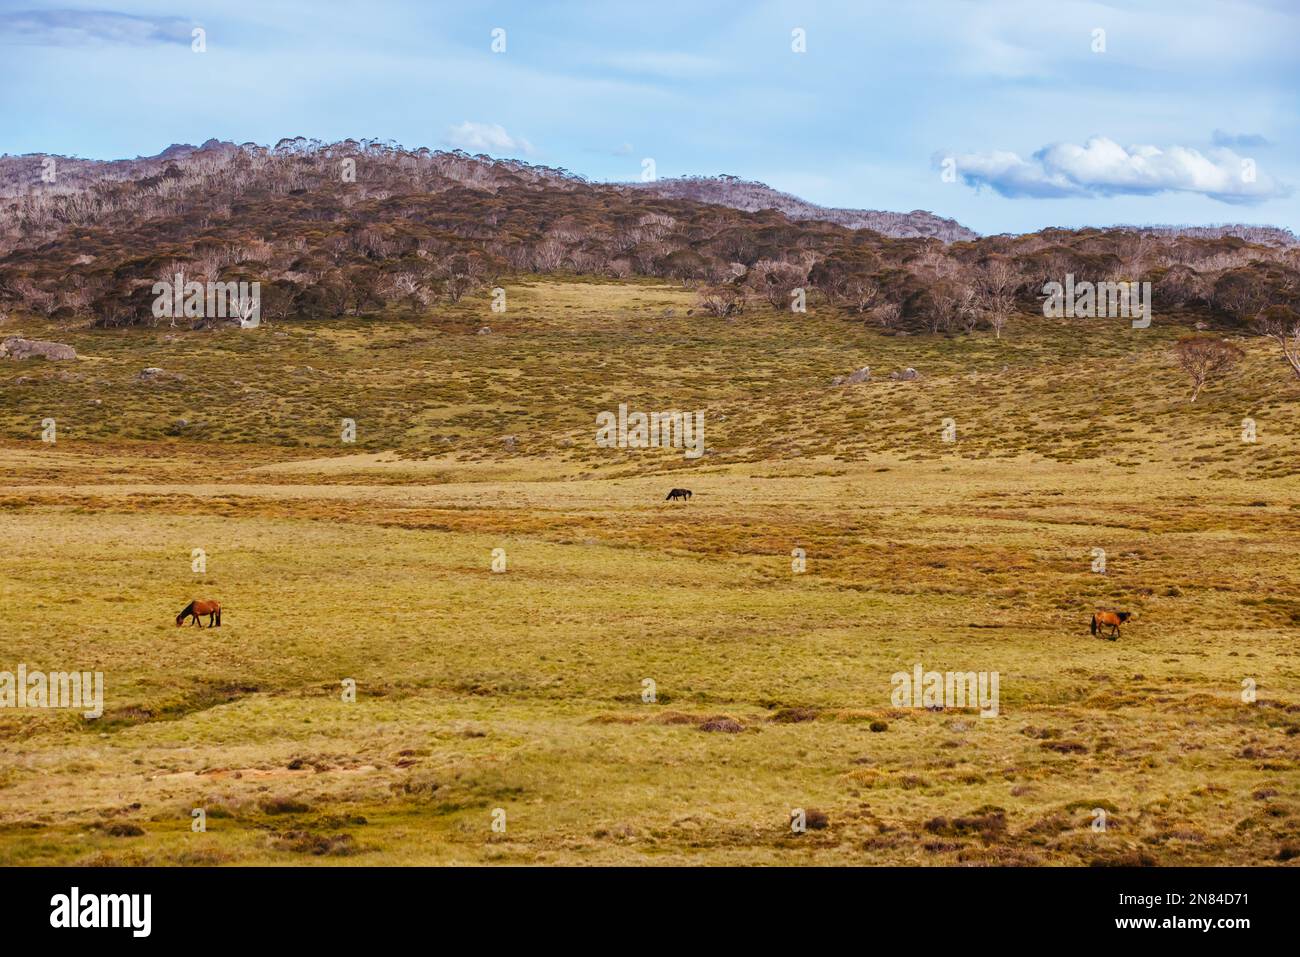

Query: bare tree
left=809, top=252, right=879, bottom=314
left=871, top=301, right=902, bottom=329
left=1172, top=336, right=1244, bottom=401
left=956, top=286, right=980, bottom=333
left=1116, top=231, right=1153, bottom=278
left=1252, top=305, right=1300, bottom=381
left=976, top=258, right=1020, bottom=339
left=924, top=278, right=971, bottom=334
left=440, top=254, right=487, bottom=303
left=1153, top=264, right=1205, bottom=308
left=1212, top=269, right=1271, bottom=323
left=842, top=275, right=880, bottom=314
left=696, top=283, right=744, bottom=317
left=745, top=259, right=807, bottom=310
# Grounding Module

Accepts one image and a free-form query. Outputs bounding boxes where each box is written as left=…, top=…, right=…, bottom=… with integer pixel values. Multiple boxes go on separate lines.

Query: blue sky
left=2, top=0, right=1297, bottom=235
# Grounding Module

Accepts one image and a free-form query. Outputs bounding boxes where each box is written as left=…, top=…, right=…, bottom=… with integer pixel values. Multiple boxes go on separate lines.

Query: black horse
left=665, top=488, right=692, bottom=502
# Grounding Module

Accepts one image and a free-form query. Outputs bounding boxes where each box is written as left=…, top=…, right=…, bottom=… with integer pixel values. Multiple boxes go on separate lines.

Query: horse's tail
left=177, top=601, right=194, bottom=626
left=1089, top=614, right=1098, bottom=636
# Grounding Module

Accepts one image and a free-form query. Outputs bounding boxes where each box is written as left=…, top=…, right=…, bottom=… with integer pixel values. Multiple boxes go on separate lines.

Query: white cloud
left=444, top=121, right=534, bottom=157
left=947, top=136, right=1288, bottom=205
left=598, top=51, right=723, bottom=79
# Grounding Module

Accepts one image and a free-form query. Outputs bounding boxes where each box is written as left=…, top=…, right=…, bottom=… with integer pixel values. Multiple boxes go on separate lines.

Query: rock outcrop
left=0, top=336, right=76, bottom=360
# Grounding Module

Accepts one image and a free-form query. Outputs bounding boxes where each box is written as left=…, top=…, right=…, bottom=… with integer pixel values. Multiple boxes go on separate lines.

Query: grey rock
left=1, top=336, right=77, bottom=361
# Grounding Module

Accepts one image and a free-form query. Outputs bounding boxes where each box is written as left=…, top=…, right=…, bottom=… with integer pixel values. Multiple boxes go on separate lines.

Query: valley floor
left=0, top=452, right=1296, bottom=865
left=0, top=281, right=1296, bottom=865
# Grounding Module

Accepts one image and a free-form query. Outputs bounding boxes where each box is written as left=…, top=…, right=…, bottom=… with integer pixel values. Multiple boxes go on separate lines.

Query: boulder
left=834, top=366, right=871, bottom=386
left=0, top=336, right=77, bottom=361
left=890, top=367, right=920, bottom=381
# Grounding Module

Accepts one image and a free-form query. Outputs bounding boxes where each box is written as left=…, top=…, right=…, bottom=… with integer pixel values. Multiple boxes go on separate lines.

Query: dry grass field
left=0, top=280, right=1297, bottom=865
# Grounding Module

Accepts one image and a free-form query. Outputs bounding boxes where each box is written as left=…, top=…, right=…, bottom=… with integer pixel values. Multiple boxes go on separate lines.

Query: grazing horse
left=177, top=599, right=221, bottom=628
left=665, top=488, right=692, bottom=502
left=1090, top=610, right=1130, bottom=640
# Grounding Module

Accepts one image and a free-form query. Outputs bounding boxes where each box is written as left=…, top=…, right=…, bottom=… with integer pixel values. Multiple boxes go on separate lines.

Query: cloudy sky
left=2, top=0, right=1296, bottom=235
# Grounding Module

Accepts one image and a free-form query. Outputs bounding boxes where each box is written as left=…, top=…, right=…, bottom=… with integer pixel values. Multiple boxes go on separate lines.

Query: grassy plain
left=0, top=280, right=1297, bottom=865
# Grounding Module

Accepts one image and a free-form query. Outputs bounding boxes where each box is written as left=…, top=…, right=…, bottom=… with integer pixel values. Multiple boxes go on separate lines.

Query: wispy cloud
left=0, top=9, right=194, bottom=46
left=1212, top=129, right=1271, bottom=149
left=596, top=51, right=723, bottom=79
left=444, top=121, right=534, bottom=157
left=945, top=137, right=1288, bottom=205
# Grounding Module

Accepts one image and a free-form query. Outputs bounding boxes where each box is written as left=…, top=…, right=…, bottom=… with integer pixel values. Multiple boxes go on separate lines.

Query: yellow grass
left=0, top=281, right=1296, bottom=865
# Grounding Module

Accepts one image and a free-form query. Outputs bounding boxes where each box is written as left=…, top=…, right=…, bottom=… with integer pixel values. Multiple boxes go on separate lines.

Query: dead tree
left=1172, top=335, right=1244, bottom=402
left=1252, top=305, right=1300, bottom=381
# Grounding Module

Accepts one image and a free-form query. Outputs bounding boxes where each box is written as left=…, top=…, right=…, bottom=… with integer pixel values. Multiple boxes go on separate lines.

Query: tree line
left=1, top=139, right=1297, bottom=383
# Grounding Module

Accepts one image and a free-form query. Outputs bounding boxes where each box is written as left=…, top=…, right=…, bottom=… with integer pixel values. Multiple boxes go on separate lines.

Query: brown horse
left=1090, top=610, right=1130, bottom=640
left=665, top=488, right=692, bottom=502
left=177, top=600, right=221, bottom=628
